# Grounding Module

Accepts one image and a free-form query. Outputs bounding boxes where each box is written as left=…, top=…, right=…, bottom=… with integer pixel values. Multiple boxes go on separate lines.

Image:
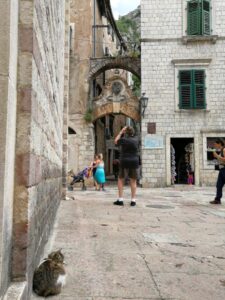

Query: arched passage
left=89, top=57, right=141, bottom=80
left=92, top=76, right=140, bottom=122
left=92, top=76, right=141, bottom=179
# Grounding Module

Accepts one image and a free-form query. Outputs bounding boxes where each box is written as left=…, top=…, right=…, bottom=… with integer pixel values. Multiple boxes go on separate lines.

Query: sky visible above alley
left=111, top=0, right=140, bottom=19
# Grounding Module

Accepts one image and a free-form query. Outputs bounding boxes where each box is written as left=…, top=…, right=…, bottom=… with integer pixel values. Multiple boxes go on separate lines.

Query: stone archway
left=92, top=76, right=140, bottom=121
left=89, top=57, right=141, bottom=80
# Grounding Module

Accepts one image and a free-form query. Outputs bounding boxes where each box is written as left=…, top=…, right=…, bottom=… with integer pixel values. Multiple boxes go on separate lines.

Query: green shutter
left=187, top=0, right=211, bottom=36
left=193, top=70, right=206, bottom=108
left=179, top=70, right=206, bottom=109
left=179, top=71, right=192, bottom=109
left=187, top=0, right=201, bottom=35
left=202, top=0, right=211, bottom=35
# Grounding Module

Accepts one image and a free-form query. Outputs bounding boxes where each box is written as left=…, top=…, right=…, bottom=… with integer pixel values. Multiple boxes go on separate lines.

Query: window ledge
left=203, top=165, right=217, bottom=170
left=182, top=35, right=218, bottom=44
left=175, top=109, right=210, bottom=113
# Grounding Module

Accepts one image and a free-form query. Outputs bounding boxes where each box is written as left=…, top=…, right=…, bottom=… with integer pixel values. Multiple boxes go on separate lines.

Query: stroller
left=68, top=167, right=91, bottom=191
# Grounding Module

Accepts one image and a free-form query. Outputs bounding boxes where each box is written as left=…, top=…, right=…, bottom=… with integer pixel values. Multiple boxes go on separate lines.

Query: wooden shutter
left=202, top=0, right=211, bottom=35
left=187, top=0, right=201, bottom=35
left=179, top=71, right=192, bottom=109
left=193, top=70, right=206, bottom=108
left=179, top=70, right=206, bottom=109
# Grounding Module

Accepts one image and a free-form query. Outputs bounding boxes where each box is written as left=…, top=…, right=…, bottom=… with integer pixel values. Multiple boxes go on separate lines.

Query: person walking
left=94, top=153, right=106, bottom=191
left=114, top=126, right=139, bottom=206
left=210, top=139, right=225, bottom=204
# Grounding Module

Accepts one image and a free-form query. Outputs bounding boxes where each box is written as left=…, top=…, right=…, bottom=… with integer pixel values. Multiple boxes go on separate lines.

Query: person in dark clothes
left=90, top=154, right=98, bottom=190
left=210, top=139, right=225, bottom=204
left=114, top=126, right=139, bottom=206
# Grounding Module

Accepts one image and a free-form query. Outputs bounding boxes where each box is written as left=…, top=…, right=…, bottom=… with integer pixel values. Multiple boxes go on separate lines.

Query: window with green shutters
left=187, top=0, right=211, bottom=35
left=179, top=70, right=206, bottom=109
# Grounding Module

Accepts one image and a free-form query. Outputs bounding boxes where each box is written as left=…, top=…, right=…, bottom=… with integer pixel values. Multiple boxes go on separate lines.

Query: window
left=179, top=70, right=206, bottom=109
left=187, top=0, right=211, bottom=36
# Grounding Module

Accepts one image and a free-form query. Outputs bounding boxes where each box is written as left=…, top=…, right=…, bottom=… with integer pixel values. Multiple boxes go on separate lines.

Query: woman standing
left=94, top=153, right=106, bottom=191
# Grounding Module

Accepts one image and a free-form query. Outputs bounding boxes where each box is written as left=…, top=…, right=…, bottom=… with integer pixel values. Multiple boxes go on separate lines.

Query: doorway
left=171, top=138, right=195, bottom=184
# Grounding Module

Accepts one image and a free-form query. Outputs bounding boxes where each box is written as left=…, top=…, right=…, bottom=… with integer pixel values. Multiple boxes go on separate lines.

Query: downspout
left=93, top=0, right=96, bottom=58
left=92, top=0, right=96, bottom=98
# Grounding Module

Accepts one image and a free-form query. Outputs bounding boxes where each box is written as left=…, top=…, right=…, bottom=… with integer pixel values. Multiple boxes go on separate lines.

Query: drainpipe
left=93, top=0, right=96, bottom=57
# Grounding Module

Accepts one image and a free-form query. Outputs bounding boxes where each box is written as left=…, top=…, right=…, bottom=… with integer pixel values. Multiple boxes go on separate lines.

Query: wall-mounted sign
left=144, top=135, right=164, bottom=149
left=147, top=122, right=156, bottom=134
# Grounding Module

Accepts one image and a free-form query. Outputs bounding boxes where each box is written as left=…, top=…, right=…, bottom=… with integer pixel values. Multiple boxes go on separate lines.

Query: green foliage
left=132, top=75, right=141, bottom=97
left=116, top=10, right=141, bottom=96
left=117, top=17, right=136, bottom=34
left=129, top=51, right=140, bottom=58
left=84, top=108, right=93, bottom=123
left=116, top=16, right=140, bottom=47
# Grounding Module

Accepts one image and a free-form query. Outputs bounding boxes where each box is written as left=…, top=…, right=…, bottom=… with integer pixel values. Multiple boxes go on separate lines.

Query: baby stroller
left=68, top=167, right=91, bottom=191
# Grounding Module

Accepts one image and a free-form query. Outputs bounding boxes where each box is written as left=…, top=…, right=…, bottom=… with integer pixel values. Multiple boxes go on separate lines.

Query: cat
left=33, top=249, right=66, bottom=297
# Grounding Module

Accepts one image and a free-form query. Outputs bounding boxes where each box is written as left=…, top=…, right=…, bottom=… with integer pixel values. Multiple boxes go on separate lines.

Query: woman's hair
left=215, top=139, right=225, bottom=146
left=98, top=153, right=103, bottom=160
left=125, top=126, right=135, bottom=137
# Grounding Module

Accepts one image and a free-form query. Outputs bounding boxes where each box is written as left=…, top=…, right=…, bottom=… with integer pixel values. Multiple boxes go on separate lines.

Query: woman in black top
left=114, top=126, right=139, bottom=206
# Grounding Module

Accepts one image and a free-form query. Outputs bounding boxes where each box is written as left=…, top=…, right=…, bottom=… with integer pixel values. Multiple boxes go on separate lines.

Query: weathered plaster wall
left=68, top=0, right=95, bottom=173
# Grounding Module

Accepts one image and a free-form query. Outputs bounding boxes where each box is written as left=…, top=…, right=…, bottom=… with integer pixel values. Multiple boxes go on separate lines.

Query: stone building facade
left=141, top=0, right=225, bottom=187
left=0, top=0, right=69, bottom=298
left=68, top=0, right=127, bottom=174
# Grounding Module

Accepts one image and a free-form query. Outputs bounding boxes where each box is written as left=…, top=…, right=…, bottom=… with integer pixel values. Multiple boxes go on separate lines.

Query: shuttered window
left=179, top=70, right=206, bottom=109
left=187, top=0, right=211, bottom=35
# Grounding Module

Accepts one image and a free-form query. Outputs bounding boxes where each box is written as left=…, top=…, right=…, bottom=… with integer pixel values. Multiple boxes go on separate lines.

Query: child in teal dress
left=94, top=153, right=106, bottom=191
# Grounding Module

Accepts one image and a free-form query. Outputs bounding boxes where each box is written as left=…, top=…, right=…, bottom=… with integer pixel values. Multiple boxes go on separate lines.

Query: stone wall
left=141, top=0, right=225, bottom=187
left=12, top=0, right=66, bottom=296
left=68, top=0, right=122, bottom=174
left=68, top=116, right=95, bottom=172
left=0, top=0, right=19, bottom=295
left=62, top=0, right=70, bottom=198
left=68, top=0, right=94, bottom=173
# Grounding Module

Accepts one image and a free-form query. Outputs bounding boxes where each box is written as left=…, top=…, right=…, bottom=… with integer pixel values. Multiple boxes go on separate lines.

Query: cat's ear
left=58, top=248, right=63, bottom=254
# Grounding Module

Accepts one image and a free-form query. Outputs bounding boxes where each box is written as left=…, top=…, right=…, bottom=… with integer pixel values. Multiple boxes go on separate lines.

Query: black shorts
left=118, top=167, right=138, bottom=180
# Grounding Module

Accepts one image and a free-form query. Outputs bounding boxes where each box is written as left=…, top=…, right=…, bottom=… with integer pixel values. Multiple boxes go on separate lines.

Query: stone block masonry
left=9, top=0, right=67, bottom=298
left=0, top=0, right=19, bottom=296
left=141, top=0, right=225, bottom=187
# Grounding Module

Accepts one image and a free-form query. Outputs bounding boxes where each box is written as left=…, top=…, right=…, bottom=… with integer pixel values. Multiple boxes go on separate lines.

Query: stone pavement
left=31, top=185, right=225, bottom=300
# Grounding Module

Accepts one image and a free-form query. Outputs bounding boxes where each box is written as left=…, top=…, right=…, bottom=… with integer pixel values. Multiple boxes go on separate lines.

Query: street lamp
left=140, top=93, right=149, bottom=118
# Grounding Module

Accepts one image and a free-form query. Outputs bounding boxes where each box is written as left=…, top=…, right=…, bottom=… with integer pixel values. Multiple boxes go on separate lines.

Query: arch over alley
left=92, top=76, right=140, bottom=122
left=89, top=57, right=141, bottom=80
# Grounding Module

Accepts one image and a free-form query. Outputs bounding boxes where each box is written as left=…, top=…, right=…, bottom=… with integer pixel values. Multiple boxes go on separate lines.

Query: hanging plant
left=84, top=108, right=93, bottom=123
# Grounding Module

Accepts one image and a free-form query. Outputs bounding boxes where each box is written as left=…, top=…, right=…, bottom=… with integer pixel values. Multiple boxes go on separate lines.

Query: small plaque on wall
left=144, top=135, right=164, bottom=149
left=147, top=122, right=156, bottom=134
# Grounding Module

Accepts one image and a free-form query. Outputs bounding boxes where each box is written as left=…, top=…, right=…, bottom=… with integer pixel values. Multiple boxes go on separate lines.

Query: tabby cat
left=33, top=249, right=66, bottom=297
